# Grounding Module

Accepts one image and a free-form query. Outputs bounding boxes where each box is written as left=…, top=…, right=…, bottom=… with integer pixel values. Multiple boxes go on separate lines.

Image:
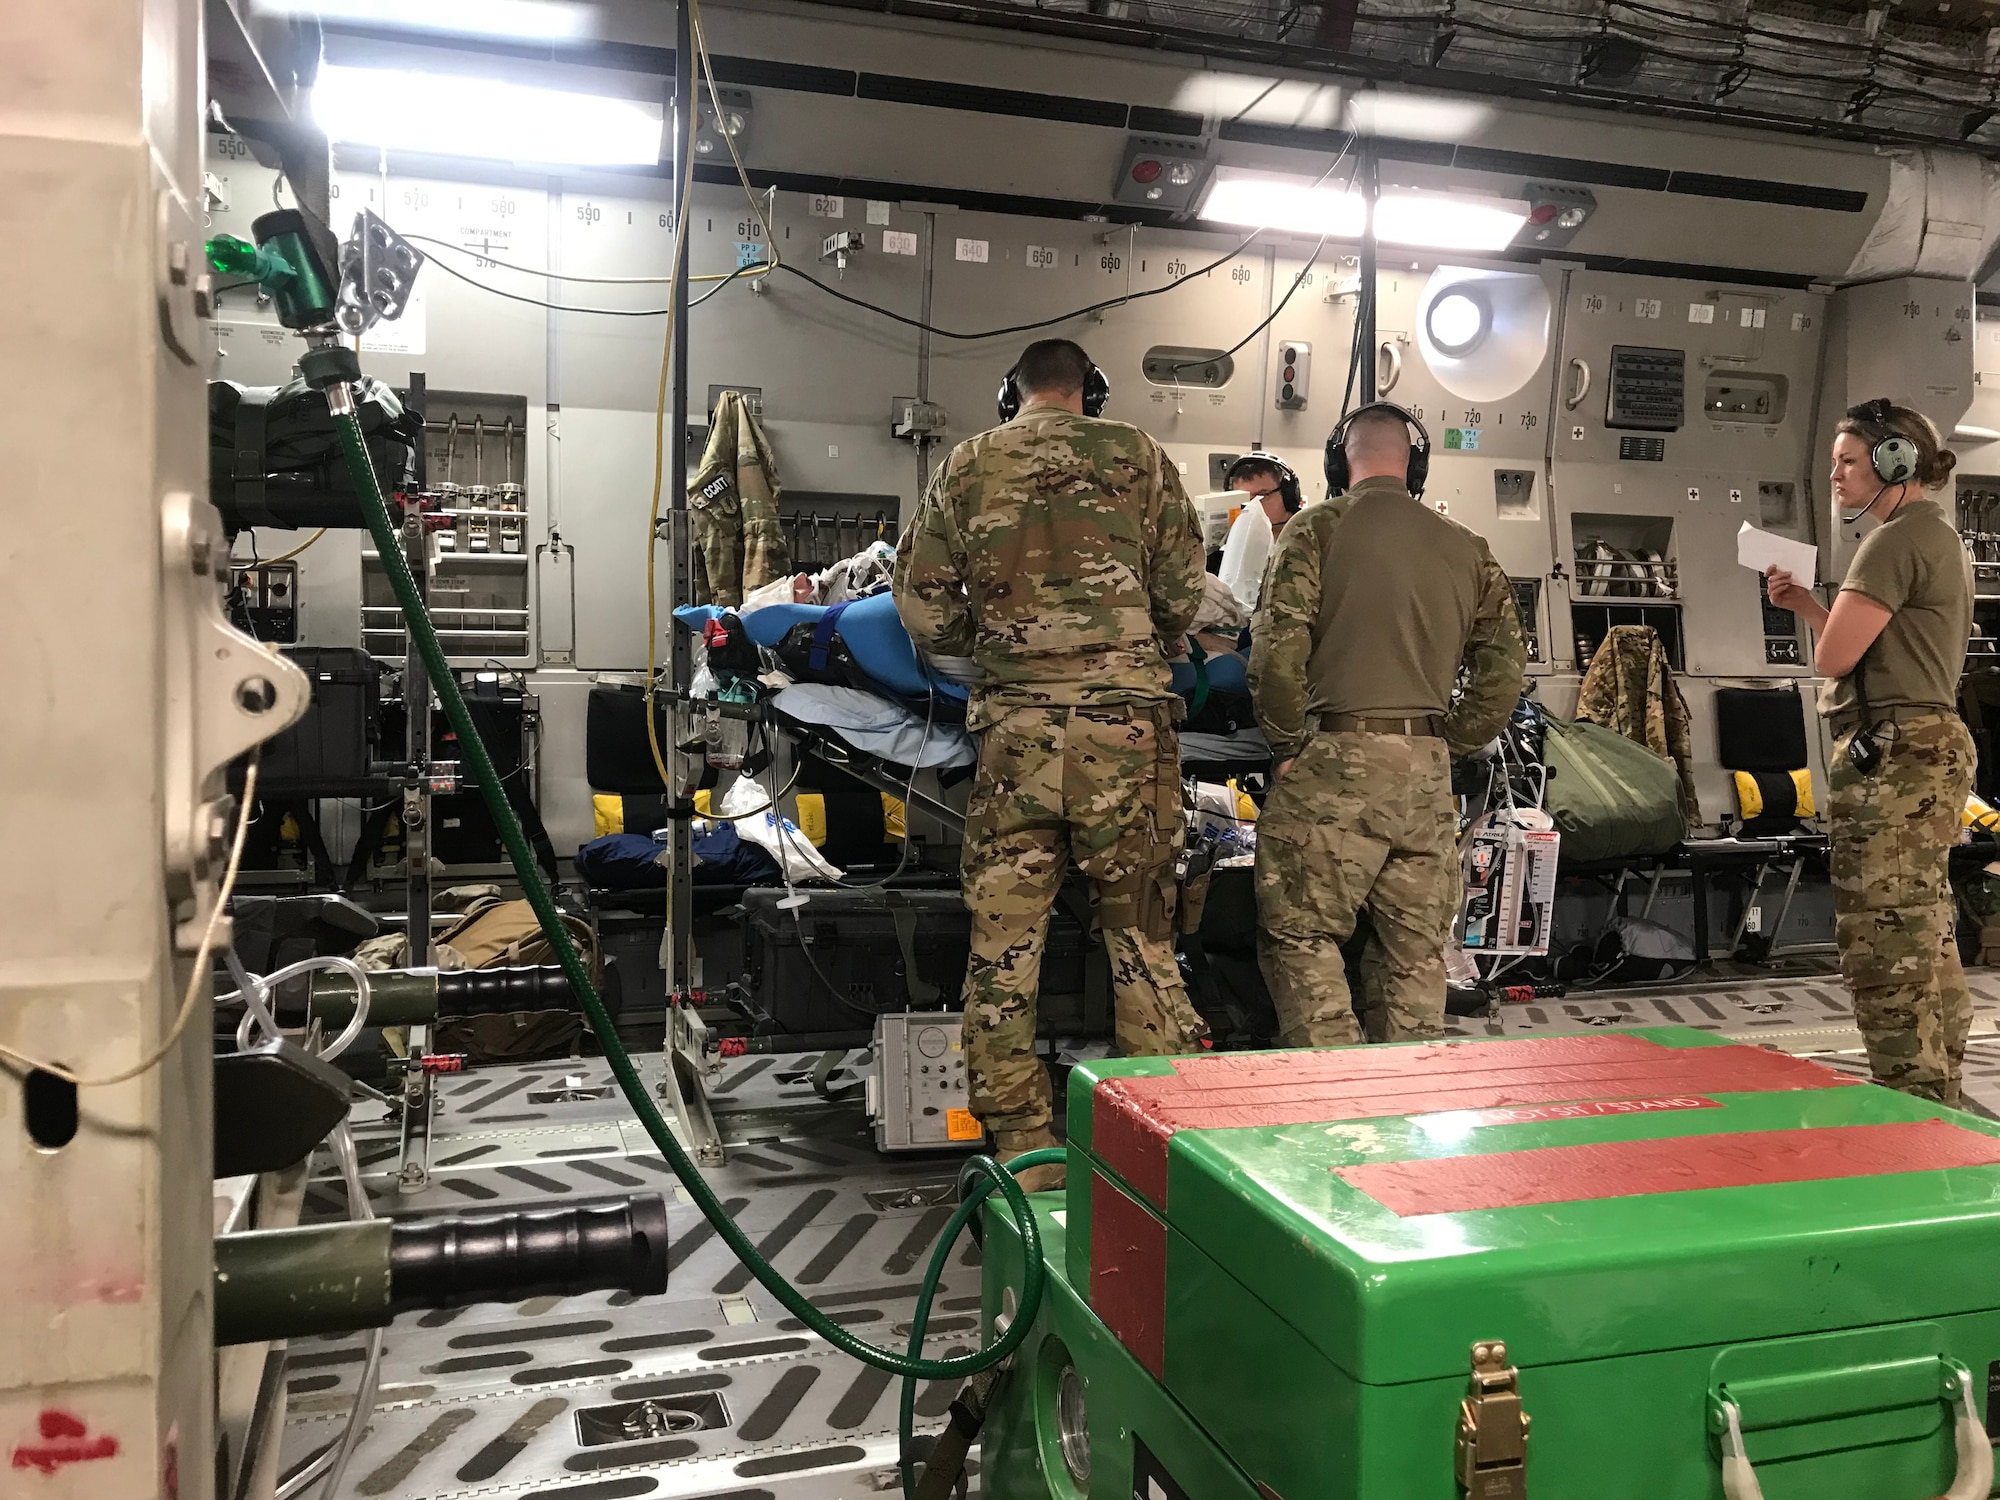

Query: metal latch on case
left=1456, top=1339, right=1530, bottom=1499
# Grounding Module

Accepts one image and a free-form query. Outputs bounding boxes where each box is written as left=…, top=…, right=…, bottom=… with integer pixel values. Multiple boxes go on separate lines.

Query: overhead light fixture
left=312, top=64, right=664, bottom=167
left=1200, top=173, right=1526, bottom=250
left=1114, top=136, right=1209, bottom=212
left=1199, top=168, right=1365, bottom=237
left=253, top=0, right=597, bottom=41
left=695, top=86, right=754, bottom=159
left=1517, top=182, right=1598, bottom=249
left=1377, top=190, right=1531, bottom=252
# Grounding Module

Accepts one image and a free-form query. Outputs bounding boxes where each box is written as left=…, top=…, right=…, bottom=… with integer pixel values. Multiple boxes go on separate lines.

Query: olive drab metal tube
left=213, top=1221, right=395, bottom=1347
left=305, top=965, right=579, bottom=1026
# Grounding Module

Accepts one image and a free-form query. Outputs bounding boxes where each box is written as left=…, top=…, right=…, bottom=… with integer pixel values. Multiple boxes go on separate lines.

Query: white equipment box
left=868, top=1012, right=985, bottom=1153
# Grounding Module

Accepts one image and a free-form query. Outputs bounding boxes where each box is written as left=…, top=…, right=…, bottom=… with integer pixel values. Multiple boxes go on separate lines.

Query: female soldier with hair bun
left=1767, top=398, right=1975, bottom=1105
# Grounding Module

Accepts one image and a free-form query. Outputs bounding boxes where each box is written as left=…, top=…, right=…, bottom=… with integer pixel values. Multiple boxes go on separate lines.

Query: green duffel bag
left=1542, top=715, right=1687, bottom=864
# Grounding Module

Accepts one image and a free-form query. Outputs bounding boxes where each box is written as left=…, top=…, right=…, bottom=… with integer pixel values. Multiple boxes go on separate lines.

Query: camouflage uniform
left=1576, top=623, right=1701, bottom=827
left=1249, top=477, right=1527, bottom=1049
left=1828, top=712, right=1975, bottom=1105
left=894, top=400, right=1209, bottom=1134
left=689, top=390, right=789, bottom=607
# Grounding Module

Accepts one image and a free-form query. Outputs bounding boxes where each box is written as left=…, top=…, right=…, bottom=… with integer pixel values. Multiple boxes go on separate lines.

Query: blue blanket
left=676, top=593, right=969, bottom=702
left=1171, top=652, right=1248, bottom=698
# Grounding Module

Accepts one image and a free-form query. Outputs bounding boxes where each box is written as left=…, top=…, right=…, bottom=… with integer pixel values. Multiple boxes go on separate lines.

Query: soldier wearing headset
left=1765, top=398, right=1973, bottom=1104
left=893, top=337, right=1209, bottom=1190
left=1217, top=453, right=1304, bottom=610
left=1248, top=402, right=1527, bottom=1047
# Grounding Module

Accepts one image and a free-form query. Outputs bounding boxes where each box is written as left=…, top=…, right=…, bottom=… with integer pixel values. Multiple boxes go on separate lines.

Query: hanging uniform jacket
left=1575, top=623, right=1702, bottom=827
left=688, top=390, right=790, bottom=607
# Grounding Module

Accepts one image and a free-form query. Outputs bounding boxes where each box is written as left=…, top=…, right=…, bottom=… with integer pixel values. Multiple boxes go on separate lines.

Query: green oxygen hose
left=327, top=400, right=1048, bottom=1382
left=898, top=1146, right=1063, bottom=1500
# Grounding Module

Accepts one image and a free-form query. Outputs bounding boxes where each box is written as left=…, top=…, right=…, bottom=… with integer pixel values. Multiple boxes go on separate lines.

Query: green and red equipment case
left=978, top=1027, right=2000, bottom=1499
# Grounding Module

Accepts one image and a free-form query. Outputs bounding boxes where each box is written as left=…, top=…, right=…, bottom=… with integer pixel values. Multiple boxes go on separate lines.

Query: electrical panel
left=1143, top=346, right=1234, bottom=389
left=1704, top=372, right=1787, bottom=425
left=1276, top=340, right=1310, bottom=410
left=1758, top=574, right=1803, bottom=665
left=229, top=560, right=298, bottom=643
left=1494, top=470, right=1536, bottom=518
left=1606, top=346, right=1686, bottom=431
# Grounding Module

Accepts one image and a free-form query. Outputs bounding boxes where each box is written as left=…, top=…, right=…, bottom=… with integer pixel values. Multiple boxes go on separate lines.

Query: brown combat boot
left=993, top=1125, right=1066, bottom=1194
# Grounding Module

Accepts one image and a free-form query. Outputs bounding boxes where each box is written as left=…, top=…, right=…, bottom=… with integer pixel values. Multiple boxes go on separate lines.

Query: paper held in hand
left=1736, top=521, right=1818, bottom=589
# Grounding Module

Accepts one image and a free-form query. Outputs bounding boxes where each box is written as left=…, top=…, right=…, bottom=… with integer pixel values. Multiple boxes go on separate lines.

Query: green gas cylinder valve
left=206, top=233, right=296, bottom=290
left=207, top=233, right=259, bottom=275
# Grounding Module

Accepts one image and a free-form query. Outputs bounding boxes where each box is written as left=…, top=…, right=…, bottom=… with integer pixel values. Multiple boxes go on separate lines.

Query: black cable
left=410, top=222, right=1276, bottom=341
left=418, top=249, right=676, bottom=316
left=1176, top=233, right=1332, bottom=380
left=769, top=225, right=1268, bottom=342
left=1168, top=142, right=1354, bottom=380
left=690, top=259, right=761, bottom=308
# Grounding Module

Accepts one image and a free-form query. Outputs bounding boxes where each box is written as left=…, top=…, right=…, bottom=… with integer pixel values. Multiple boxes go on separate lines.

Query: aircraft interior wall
left=204, top=3, right=2000, bottom=860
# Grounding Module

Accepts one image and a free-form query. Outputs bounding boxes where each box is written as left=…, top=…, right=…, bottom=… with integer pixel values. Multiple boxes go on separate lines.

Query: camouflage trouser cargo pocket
left=1070, top=706, right=1182, bottom=933
left=958, top=703, right=1205, bottom=1133
left=1255, top=733, right=1455, bottom=1049
left=1828, top=712, right=1975, bottom=1105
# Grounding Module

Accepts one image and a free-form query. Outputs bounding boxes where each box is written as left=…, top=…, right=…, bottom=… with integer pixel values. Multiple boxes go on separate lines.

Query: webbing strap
left=809, top=600, right=855, bottom=675
left=883, top=890, right=940, bottom=1007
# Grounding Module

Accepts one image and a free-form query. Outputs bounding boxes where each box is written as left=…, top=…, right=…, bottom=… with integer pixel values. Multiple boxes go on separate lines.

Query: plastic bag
left=717, top=777, right=844, bottom=884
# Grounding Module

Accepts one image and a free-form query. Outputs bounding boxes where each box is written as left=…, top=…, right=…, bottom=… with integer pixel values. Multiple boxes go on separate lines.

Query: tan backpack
left=434, top=896, right=601, bottom=978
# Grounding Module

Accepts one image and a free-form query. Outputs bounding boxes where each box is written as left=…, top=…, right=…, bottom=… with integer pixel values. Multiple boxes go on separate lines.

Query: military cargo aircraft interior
left=20, top=0, right=2000, bottom=1496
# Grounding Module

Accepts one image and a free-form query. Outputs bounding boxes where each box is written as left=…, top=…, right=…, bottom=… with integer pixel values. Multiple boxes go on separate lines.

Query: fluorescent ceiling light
left=1199, top=174, right=1530, bottom=252
left=255, top=0, right=596, bottom=40
left=1200, top=170, right=1365, bottom=237
left=1378, top=190, right=1531, bottom=251
left=313, top=64, right=663, bottom=167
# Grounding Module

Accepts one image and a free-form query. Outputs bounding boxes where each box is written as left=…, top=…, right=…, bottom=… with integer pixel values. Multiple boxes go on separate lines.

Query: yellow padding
left=593, top=794, right=623, bottom=837
left=1732, top=769, right=1814, bottom=821
left=1225, top=779, right=1260, bottom=823
left=606, top=787, right=900, bottom=844
left=1733, top=771, right=1764, bottom=820
left=1968, top=794, right=2000, bottom=832
left=795, top=793, right=828, bottom=848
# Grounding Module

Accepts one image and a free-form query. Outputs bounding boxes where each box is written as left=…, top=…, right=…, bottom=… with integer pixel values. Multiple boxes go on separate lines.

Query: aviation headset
left=1224, top=453, right=1304, bottom=514
left=1848, top=397, right=1921, bottom=486
left=997, top=357, right=1112, bottom=422
left=1325, top=401, right=1433, bottom=498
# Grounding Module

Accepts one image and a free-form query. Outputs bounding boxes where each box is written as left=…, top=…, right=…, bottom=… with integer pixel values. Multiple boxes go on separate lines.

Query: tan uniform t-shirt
left=1818, top=499, right=1972, bottom=719
left=1247, top=475, right=1527, bottom=758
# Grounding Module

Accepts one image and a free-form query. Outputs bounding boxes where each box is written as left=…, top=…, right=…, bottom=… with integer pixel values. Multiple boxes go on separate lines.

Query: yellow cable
left=0, top=757, right=259, bottom=1088
left=260, top=527, right=327, bottom=565
left=643, top=100, right=704, bottom=791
